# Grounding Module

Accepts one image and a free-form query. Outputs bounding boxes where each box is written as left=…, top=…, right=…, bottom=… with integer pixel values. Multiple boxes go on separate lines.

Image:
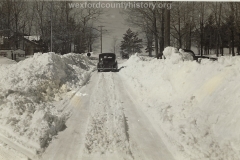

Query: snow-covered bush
left=163, top=46, right=183, bottom=64
left=163, top=46, right=179, bottom=59
left=163, top=47, right=195, bottom=63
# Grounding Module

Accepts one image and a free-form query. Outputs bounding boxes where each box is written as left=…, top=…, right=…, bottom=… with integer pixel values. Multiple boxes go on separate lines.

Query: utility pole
left=98, top=26, right=104, bottom=53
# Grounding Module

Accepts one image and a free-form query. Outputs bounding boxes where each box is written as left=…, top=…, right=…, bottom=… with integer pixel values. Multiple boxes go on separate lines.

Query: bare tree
left=122, top=6, right=160, bottom=57
left=34, top=0, right=49, bottom=42
left=24, top=2, right=36, bottom=35
left=233, top=2, right=240, bottom=54
left=73, top=5, right=104, bottom=53
left=111, top=36, right=118, bottom=53
left=227, top=2, right=236, bottom=56
left=171, top=2, right=184, bottom=48
left=164, top=6, right=170, bottom=48
left=210, top=2, right=223, bottom=56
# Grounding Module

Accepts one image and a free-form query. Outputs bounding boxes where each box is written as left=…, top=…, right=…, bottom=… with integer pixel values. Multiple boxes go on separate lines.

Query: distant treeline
left=123, top=2, right=240, bottom=57
left=0, top=0, right=106, bottom=54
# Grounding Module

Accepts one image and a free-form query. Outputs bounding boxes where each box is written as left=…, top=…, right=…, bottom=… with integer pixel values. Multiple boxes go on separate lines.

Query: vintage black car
left=97, top=53, right=118, bottom=72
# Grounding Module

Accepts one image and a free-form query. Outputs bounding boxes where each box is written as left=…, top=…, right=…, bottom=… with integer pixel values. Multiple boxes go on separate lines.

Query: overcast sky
left=92, top=8, right=130, bottom=53
left=69, top=1, right=143, bottom=54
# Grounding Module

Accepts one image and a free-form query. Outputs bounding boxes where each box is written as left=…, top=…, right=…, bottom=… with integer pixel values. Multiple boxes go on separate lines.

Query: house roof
left=24, top=36, right=40, bottom=41
left=9, top=33, right=41, bottom=46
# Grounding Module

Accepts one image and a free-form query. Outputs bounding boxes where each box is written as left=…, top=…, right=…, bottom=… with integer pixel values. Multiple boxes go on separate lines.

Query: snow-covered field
left=0, top=48, right=240, bottom=160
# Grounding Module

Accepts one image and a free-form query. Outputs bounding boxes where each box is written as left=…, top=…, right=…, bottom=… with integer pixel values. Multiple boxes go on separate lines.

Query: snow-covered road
left=2, top=50, right=240, bottom=160
left=39, top=71, right=174, bottom=160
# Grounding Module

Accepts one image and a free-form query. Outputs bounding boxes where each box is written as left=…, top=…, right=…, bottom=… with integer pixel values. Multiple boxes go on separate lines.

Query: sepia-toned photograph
left=0, top=0, right=239, bottom=160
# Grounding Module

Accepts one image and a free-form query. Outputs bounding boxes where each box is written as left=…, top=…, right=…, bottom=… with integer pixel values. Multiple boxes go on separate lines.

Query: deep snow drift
left=0, top=47, right=240, bottom=160
left=0, top=53, right=95, bottom=155
left=120, top=47, right=240, bottom=160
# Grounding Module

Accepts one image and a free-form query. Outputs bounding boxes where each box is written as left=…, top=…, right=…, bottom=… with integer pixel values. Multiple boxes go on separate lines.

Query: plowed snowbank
left=120, top=47, right=240, bottom=160
left=0, top=53, right=95, bottom=154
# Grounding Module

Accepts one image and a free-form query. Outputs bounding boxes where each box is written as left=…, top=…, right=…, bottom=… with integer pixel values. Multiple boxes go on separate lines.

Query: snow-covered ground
left=120, top=48, right=240, bottom=160
left=0, top=47, right=240, bottom=160
left=0, top=57, right=17, bottom=65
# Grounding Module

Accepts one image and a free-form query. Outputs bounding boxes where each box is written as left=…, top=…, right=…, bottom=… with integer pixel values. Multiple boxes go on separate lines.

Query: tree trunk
left=216, top=33, right=220, bottom=57
left=200, top=22, right=203, bottom=56
left=160, top=9, right=164, bottom=58
left=178, top=7, right=181, bottom=48
left=200, top=2, right=205, bottom=57
left=216, top=3, right=222, bottom=57
left=238, top=33, right=240, bottom=54
left=219, top=35, right=223, bottom=56
left=231, top=29, right=235, bottom=56
left=229, top=44, right=231, bottom=55
left=146, top=31, right=153, bottom=57
left=178, top=2, right=182, bottom=48
left=220, top=46, right=223, bottom=56
left=15, top=13, right=18, bottom=49
left=187, top=24, right=192, bottom=50
left=164, top=7, right=170, bottom=48
left=153, top=8, right=159, bottom=58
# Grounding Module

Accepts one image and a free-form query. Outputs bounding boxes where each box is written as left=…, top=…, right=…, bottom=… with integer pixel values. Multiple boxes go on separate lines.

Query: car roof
left=99, top=53, right=116, bottom=56
left=99, top=53, right=116, bottom=58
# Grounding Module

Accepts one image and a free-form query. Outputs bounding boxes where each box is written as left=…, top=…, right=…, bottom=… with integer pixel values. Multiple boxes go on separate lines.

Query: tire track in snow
left=112, top=73, right=175, bottom=160
left=83, top=73, right=133, bottom=160
left=107, top=73, right=134, bottom=159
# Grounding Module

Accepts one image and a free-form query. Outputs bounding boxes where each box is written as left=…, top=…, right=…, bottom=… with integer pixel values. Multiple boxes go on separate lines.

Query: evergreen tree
left=120, top=28, right=143, bottom=55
